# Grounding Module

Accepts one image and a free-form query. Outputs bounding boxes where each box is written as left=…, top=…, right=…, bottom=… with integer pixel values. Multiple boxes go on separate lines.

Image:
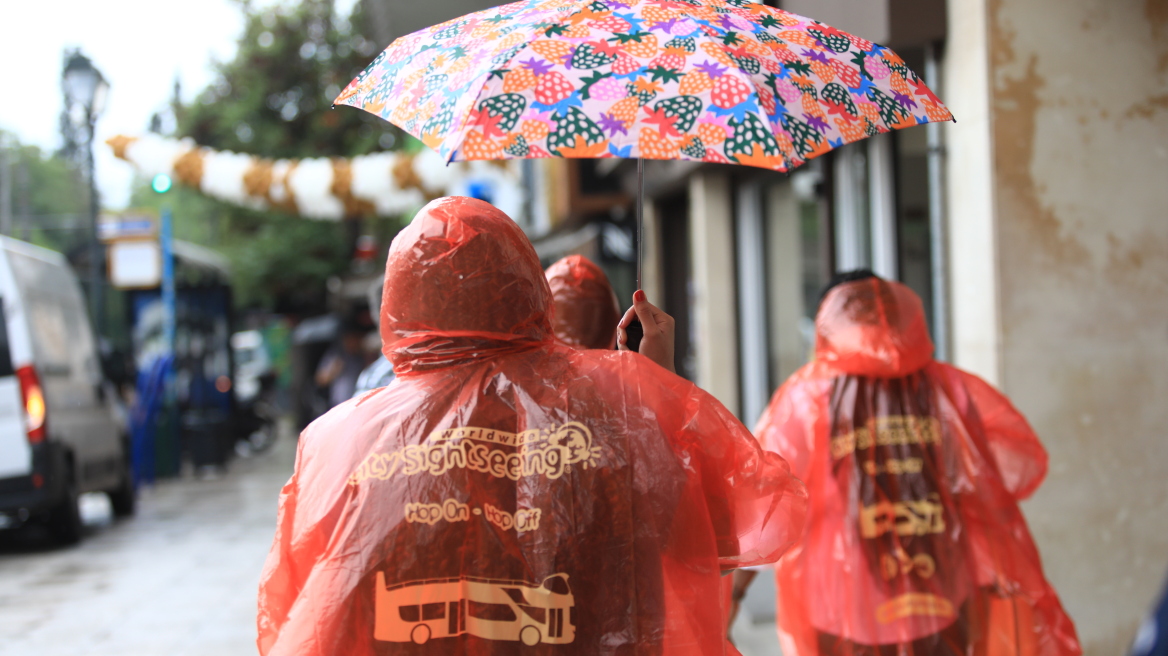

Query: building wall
left=952, top=0, right=1168, bottom=652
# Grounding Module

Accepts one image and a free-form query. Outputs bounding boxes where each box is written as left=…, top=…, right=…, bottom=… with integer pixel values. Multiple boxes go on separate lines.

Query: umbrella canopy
left=335, top=0, right=952, bottom=172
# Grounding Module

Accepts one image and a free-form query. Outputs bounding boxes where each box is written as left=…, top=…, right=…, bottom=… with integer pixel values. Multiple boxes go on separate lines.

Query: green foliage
left=15, top=146, right=85, bottom=217
left=167, top=0, right=405, bottom=313
left=128, top=179, right=360, bottom=310
left=180, top=0, right=392, bottom=158
left=127, top=183, right=223, bottom=249
left=221, top=210, right=352, bottom=310
left=0, top=134, right=88, bottom=255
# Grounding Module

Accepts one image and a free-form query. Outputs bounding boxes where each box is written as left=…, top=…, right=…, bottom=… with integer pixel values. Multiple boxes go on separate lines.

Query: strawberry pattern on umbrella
left=336, top=0, right=953, bottom=172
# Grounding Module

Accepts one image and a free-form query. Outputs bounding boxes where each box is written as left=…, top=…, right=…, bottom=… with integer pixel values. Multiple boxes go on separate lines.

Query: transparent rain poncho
left=754, top=278, right=1081, bottom=656
left=257, top=197, right=807, bottom=656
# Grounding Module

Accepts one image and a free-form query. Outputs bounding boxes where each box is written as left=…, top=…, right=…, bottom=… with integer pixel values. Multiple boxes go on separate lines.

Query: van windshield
left=6, top=249, right=93, bottom=378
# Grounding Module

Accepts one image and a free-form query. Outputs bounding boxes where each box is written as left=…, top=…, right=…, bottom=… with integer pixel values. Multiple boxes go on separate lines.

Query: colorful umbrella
left=336, top=0, right=952, bottom=308
left=335, top=0, right=952, bottom=173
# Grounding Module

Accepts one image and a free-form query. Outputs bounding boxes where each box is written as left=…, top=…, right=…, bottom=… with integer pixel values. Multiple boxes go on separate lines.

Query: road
left=0, top=434, right=295, bottom=656
left=0, top=427, right=783, bottom=656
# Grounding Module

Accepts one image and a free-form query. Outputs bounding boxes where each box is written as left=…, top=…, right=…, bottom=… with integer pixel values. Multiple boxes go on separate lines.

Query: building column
left=833, top=142, right=870, bottom=271
left=735, top=181, right=769, bottom=426
left=688, top=171, right=739, bottom=414
left=765, top=181, right=806, bottom=385
left=944, top=0, right=1001, bottom=385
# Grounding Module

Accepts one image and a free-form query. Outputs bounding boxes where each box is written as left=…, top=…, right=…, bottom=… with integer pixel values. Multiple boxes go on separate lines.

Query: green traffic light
left=152, top=173, right=173, bottom=194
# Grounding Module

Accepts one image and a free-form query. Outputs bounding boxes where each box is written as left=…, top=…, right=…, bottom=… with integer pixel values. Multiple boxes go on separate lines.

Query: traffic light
left=151, top=173, right=173, bottom=194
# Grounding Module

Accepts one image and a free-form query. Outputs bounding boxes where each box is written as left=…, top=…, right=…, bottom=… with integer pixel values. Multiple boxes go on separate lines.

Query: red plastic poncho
left=257, top=197, right=807, bottom=656
left=754, top=277, right=1081, bottom=656
left=545, top=255, right=620, bottom=350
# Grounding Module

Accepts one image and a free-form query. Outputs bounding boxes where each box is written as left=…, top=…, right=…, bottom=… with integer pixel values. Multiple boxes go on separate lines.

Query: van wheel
left=410, top=624, right=431, bottom=645
left=47, top=476, right=83, bottom=545
left=108, top=473, right=136, bottom=518
left=520, top=625, right=541, bottom=646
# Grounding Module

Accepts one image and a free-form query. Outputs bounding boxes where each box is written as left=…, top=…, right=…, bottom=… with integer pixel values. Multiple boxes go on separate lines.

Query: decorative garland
left=106, top=134, right=525, bottom=221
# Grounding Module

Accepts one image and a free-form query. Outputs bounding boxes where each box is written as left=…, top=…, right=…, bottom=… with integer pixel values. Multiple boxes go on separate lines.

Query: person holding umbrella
left=257, top=196, right=807, bottom=655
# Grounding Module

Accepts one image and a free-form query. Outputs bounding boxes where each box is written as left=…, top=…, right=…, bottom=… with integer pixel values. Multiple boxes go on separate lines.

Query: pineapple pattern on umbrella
left=336, top=0, right=953, bottom=172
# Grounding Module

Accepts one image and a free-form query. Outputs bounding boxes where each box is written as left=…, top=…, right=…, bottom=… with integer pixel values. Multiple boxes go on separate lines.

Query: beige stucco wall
left=982, top=0, right=1168, bottom=652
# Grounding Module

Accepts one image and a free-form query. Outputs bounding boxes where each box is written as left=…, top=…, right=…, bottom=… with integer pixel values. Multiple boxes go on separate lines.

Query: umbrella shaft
left=636, top=158, right=644, bottom=291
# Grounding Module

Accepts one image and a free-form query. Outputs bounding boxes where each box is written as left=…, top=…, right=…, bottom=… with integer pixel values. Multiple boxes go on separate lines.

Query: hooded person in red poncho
left=256, top=197, right=807, bottom=656
left=747, top=272, right=1081, bottom=656
left=545, top=255, right=621, bottom=351
left=752, top=269, right=1079, bottom=653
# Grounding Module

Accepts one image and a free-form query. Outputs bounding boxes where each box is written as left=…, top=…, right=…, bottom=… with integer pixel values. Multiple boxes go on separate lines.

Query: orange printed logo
left=875, top=593, right=955, bottom=624
left=374, top=572, right=574, bottom=645
left=348, top=422, right=601, bottom=485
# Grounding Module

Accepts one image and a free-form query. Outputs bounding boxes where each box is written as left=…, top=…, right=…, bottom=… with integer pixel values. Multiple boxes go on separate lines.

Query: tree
left=0, top=132, right=88, bottom=255
left=159, top=0, right=405, bottom=313
left=181, top=0, right=394, bottom=158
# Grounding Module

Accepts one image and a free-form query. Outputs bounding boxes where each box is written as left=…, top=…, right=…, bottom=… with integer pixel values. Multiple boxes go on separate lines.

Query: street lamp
left=61, top=50, right=109, bottom=333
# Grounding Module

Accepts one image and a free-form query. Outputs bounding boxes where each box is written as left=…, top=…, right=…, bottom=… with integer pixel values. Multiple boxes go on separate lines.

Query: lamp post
left=61, top=50, right=109, bottom=333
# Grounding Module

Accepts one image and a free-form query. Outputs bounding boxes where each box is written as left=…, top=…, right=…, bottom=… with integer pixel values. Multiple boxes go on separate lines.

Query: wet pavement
left=0, top=423, right=784, bottom=656
left=0, top=432, right=295, bottom=656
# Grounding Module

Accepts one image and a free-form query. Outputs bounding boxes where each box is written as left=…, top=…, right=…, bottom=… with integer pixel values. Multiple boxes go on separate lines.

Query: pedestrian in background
left=744, top=271, right=1081, bottom=656
left=314, top=322, right=368, bottom=408
left=257, top=197, right=807, bottom=656
left=353, top=280, right=396, bottom=398
left=545, top=254, right=622, bottom=351
left=353, top=330, right=394, bottom=397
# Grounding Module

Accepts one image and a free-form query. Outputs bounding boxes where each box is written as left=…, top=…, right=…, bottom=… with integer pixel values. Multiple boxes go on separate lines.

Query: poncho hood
left=815, top=277, right=934, bottom=378
left=545, top=255, right=621, bottom=350
left=380, top=196, right=553, bottom=374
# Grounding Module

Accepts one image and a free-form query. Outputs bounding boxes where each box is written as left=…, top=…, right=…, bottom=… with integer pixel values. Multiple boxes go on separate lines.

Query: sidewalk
left=0, top=431, right=295, bottom=656
left=731, top=569, right=784, bottom=656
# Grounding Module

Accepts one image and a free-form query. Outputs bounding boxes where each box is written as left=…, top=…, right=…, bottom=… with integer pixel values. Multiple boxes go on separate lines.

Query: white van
left=0, top=237, right=132, bottom=543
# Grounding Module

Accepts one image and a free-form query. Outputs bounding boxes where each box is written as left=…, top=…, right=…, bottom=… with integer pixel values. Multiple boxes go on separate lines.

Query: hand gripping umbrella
left=335, top=0, right=952, bottom=289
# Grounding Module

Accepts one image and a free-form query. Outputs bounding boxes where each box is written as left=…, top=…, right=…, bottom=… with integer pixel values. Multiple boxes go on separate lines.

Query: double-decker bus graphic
left=374, top=571, right=575, bottom=646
